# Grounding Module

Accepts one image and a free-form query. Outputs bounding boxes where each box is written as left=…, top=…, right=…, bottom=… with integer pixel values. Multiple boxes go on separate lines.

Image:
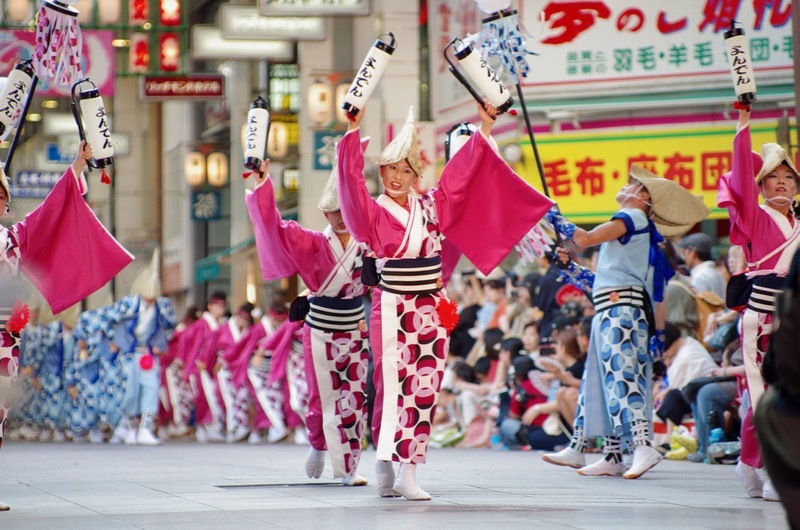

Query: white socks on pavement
left=393, top=463, right=431, bottom=501
left=375, top=460, right=401, bottom=498
left=305, top=447, right=326, bottom=479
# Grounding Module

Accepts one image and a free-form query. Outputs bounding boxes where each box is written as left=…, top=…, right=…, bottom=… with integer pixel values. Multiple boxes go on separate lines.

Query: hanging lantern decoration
left=71, top=78, right=114, bottom=183
left=0, top=60, right=35, bottom=142
left=160, top=0, right=181, bottom=26
left=6, top=0, right=33, bottom=24
left=206, top=152, right=229, bottom=187
left=444, top=37, right=515, bottom=115
left=307, top=80, right=333, bottom=126
left=159, top=32, right=180, bottom=72
left=444, top=122, right=477, bottom=162
left=184, top=151, right=206, bottom=187
left=334, top=82, right=351, bottom=125
left=130, top=0, right=149, bottom=25
left=267, top=122, right=289, bottom=159
left=34, top=1, right=84, bottom=87
left=98, top=0, right=123, bottom=24
left=341, top=33, right=396, bottom=121
left=243, top=95, right=270, bottom=172
left=129, top=33, right=150, bottom=73
left=724, top=20, right=756, bottom=106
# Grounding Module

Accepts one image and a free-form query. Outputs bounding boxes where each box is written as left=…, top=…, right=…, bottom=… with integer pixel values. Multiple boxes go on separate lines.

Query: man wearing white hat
left=337, top=101, right=553, bottom=500
left=246, top=160, right=370, bottom=487
left=0, top=140, right=132, bottom=511
left=102, top=250, right=176, bottom=446
left=542, top=164, right=709, bottom=480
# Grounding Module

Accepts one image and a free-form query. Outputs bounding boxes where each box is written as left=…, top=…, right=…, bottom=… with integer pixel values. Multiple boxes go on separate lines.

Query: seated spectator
left=499, top=356, right=555, bottom=450
left=507, top=273, right=541, bottom=339
left=521, top=321, right=541, bottom=358
left=654, top=323, right=719, bottom=459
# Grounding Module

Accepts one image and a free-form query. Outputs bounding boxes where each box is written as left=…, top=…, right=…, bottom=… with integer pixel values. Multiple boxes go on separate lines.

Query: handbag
left=542, top=413, right=565, bottom=437
left=361, top=256, right=380, bottom=287
left=703, top=320, right=739, bottom=351
left=725, top=273, right=753, bottom=312
left=681, top=375, right=736, bottom=403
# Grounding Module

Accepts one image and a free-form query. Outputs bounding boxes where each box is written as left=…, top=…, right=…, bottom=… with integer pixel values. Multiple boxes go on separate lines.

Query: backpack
left=673, top=281, right=726, bottom=347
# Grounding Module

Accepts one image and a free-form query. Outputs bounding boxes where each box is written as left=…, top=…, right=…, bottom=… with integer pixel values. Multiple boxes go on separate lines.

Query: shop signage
left=221, top=4, right=325, bottom=40
left=141, top=74, right=225, bottom=100
left=258, top=0, right=369, bottom=16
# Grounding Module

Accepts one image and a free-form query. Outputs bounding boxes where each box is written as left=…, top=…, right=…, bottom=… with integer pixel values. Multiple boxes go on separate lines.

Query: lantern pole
left=3, top=75, right=39, bottom=176
left=513, top=82, right=550, bottom=198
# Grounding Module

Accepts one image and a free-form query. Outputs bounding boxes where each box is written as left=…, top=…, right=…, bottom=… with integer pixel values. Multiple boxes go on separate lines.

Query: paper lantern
left=341, top=33, right=395, bottom=120
left=307, top=81, right=333, bottom=125
left=206, top=152, right=228, bottom=187
left=184, top=151, right=206, bottom=187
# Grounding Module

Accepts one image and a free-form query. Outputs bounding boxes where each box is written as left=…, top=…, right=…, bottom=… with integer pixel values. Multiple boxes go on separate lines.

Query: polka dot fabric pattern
left=0, top=327, right=21, bottom=442
left=392, top=292, right=448, bottom=463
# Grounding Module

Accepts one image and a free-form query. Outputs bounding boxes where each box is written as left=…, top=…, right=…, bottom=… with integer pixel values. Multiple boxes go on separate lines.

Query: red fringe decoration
left=100, top=169, right=111, bottom=184
left=435, top=298, right=459, bottom=333
left=242, top=171, right=254, bottom=179
left=6, top=300, right=30, bottom=334
left=733, top=100, right=751, bottom=112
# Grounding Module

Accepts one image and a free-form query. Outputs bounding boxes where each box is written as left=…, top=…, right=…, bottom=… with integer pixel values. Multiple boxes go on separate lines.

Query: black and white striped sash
left=305, top=296, right=365, bottom=332
left=593, top=286, right=647, bottom=313
left=379, top=256, right=443, bottom=295
left=747, top=275, right=785, bottom=315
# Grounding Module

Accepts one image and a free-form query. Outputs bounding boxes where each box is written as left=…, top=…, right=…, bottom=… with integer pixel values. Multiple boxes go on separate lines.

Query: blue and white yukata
left=564, top=208, right=672, bottom=454
left=66, top=308, right=108, bottom=438
left=105, top=295, right=176, bottom=435
left=38, top=321, right=75, bottom=437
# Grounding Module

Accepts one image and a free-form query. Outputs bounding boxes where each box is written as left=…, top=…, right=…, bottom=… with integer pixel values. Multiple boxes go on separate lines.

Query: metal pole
left=3, top=75, right=39, bottom=176
left=514, top=82, right=550, bottom=198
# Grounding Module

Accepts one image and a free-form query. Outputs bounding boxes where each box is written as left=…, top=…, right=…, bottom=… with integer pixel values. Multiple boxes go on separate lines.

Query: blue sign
left=9, top=170, right=62, bottom=199
left=313, top=130, right=344, bottom=170
left=191, top=191, right=222, bottom=221
left=45, top=142, right=73, bottom=164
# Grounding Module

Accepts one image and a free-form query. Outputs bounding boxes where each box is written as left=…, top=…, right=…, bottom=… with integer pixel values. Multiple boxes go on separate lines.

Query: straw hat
left=317, top=167, right=339, bottom=212
left=476, top=266, right=505, bottom=281
left=0, top=166, right=10, bottom=203
left=57, top=302, right=82, bottom=330
left=629, top=165, right=710, bottom=227
left=130, top=248, right=162, bottom=299
left=755, top=142, right=799, bottom=183
left=378, top=106, right=423, bottom=176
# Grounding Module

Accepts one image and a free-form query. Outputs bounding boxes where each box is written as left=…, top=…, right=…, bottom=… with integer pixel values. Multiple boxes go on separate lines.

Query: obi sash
left=747, top=275, right=785, bottom=315
left=379, top=256, right=443, bottom=295
left=305, top=296, right=365, bottom=332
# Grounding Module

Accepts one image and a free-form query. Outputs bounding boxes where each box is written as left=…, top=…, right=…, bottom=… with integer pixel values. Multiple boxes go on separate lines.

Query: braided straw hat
left=755, top=142, right=799, bottom=183
left=378, top=106, right=422, bottom=176
left=0, top=166, right=9, bottom=203
left=317, top=166, right=339, bottom=212
left=629, top=165, right=710, bottom=227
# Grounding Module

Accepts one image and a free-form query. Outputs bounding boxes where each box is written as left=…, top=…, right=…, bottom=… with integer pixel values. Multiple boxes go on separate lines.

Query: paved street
left=0, top=441, right=787, bottom=529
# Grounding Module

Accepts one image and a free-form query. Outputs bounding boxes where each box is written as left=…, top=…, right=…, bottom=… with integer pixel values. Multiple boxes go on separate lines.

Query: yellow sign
left=515, top=123, right=786, bottom=224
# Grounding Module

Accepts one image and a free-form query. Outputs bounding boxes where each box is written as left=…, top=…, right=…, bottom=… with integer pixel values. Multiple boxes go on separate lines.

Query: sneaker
left=342, top=473, right=368, bottom=486
left=136, top=428, right=162, bottom=446
left=762, top=478, right=780, bottom=502
left=735, top=461, right=763, bottom=498
left=665, top=447, right=689, bottom=460
left=577, top=458, right=627, bottom=477
left=293, top=428, right=310, bottom=446
left=124, top=428, right=137, bottom=446
left=109, top=425, right=127, bottom=445
left=686, top=452, right=705, bottom=463
left=542, top=447, right=586, bottom=469
left=267, top=426, right=288, bottom=444
left=671, top=430, right=698, bottom=453
left=88, top=429, right=105, bottom=444
left=623, top=445, right=662, bottom=479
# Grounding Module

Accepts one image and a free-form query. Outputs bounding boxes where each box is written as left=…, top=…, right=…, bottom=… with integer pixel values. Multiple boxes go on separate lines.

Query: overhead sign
left=515, top=121, right=787, bottom=224
left=59, top=133, right=131, bottom=157
left=141, top=74, right=225, bottom=100
left=191, top=25, right=294, bottom=61
left=258, top=0, right=369, bottom=16
left=9, top=170, right=61, bottom=199
left=221, top=4, right=326, bottom=40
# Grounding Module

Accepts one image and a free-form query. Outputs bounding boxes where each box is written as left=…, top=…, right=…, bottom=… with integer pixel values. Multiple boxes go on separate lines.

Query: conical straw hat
left=317, top=166, right=339, bottom=212
left=755, top=142, right=798, bottom=183
left=629, top=165, right=710, bottom=227
left=378, top=106, right=422, bottom=176
left=130, top=248, right=162, bottom=299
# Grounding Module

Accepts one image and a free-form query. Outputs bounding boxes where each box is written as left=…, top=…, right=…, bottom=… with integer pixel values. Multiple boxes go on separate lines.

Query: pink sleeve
left=336, top=130, right=380, bottom=246
left=717, top=125, right=763, bottom=244
left=431, top=132, right=553, bottom=275
left=15, top=166, right=133, bottom=313
left=245, top=178, right=323, bottom=281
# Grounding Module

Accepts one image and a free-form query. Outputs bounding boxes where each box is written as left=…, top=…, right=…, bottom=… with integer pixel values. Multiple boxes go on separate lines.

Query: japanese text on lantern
left=728, top=43, right=752, bottom=86
left=246, top=115, right=259, bottom=151
left=96, top=107, right=112, bottom=149
left=0, top=80, right=28, bottom=121
left=349, top=56, right=378, bottom=98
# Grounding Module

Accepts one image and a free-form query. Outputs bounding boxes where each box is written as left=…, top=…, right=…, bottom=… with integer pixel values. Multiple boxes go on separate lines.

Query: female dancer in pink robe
left=717, top=106, right=799, bottom=501
left=0, top=141, right=133, bottom=510
left=246, top=164, right=369, bottom=485
left=337, top=103, right=552, bottom=500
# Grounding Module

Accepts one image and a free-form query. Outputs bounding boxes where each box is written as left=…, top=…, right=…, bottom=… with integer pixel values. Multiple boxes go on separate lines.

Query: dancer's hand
left=348, top=104, right=365, bottom=131
left=72, top=140, right=92, bottom=174
left=478, top=100, right=497, bottom=136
